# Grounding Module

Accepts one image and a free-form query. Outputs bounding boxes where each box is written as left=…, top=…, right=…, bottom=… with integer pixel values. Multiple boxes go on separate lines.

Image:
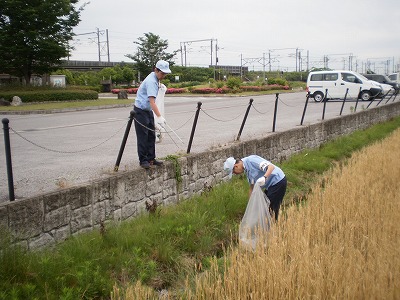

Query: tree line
left=0, top=1, right=177, bottom=85
left=0, top=1, right=308, bottom=88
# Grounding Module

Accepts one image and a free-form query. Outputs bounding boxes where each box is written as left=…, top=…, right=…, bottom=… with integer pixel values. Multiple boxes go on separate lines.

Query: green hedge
left=0, top=90, right=98, bottom=102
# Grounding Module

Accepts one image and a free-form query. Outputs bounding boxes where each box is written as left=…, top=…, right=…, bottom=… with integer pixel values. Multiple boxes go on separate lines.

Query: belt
left=134, top=105, right=151, bottom=112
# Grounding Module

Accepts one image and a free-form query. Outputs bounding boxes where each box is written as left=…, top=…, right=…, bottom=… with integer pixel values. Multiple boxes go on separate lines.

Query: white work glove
left=155, top=116, right=166, bottom=129
left=256, top=176, right=266, bottom=186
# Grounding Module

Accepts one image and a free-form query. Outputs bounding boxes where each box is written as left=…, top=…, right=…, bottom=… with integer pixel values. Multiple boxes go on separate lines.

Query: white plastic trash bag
left=239, top=184, right=272, bottom=250
left=154, top=83, right=167, bottom=143
left=154, top=83, right=167, bottom=130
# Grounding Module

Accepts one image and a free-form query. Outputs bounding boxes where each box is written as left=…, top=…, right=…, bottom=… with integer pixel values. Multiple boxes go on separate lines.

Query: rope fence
left=2, top=90, right=399, bottom=201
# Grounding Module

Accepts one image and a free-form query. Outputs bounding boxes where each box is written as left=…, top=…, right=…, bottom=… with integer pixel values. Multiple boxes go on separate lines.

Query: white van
left=306, top=70, right=382, bottom=102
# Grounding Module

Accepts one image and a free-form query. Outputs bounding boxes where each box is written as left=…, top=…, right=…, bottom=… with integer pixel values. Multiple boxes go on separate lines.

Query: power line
left=73, top=28, right=110, bottom=62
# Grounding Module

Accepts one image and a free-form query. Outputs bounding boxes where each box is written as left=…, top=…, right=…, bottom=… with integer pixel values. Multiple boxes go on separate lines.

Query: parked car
left=372, top=81, right=395, bottom=96
left=362, top=74, right=399, bottom=91
left=306, top=70, right=382, bottom=102
left=388, top=72, right=400, bottom=84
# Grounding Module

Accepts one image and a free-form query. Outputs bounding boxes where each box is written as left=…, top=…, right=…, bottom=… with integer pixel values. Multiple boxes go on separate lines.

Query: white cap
left=155, top=60, right=171, bottom=74
left=224, top=157, right=236, bottom=178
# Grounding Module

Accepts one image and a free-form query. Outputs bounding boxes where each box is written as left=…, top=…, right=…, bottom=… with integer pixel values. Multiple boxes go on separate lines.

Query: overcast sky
left=69, top=0, right=400, bottom=74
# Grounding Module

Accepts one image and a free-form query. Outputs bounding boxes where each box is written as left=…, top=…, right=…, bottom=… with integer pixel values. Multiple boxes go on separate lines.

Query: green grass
left=1, top=116, right=400, bottom=299
left=0, top=98, right=133, bottom=111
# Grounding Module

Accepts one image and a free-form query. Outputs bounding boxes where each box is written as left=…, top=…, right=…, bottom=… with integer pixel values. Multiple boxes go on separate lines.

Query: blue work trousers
left=133, top=106, right=156, bottom=164
left=265, top=177, right=287, bottom=221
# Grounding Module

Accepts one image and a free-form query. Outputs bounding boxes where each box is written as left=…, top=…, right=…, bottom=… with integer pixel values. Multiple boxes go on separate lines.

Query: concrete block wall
left=1, top=101, right=400, bottom=249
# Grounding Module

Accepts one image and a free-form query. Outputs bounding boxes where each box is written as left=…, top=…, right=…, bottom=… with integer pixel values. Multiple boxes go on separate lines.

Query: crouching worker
left=224, top=155, right=287, bottom=221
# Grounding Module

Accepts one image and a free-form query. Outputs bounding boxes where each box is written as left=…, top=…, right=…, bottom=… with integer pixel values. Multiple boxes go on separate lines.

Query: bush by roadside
left=0, top=89, right=98, bottom=103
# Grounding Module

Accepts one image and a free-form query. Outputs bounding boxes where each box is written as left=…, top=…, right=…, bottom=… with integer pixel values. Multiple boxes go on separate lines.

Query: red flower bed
left=260, top=84, right=290, bottom=91
left=166, top=88, right=186, bottom=94
left=191, top=87, right=231, bottom=94
left=240, top=86, right=262, bottom=91
left=215, top=87, right=231, bottom=94
left=191, top=87, right=216, bottom=94
left=127, top=88, right=139, bottom=94
left=111, top=85, right=289, bottom=95
left=111, top=88, right=138, bottom=94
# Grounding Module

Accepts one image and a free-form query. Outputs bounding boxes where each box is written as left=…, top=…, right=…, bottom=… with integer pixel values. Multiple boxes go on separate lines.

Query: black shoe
left=140, top=161, right=150, bottom=169
left=151, top=160, right=163, bottom=166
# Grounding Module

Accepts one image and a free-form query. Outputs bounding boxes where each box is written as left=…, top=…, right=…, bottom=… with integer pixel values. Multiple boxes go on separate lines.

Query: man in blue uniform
left=224, top=155, right=287, bottom=221
left=133, top=60, right=171, bottom=169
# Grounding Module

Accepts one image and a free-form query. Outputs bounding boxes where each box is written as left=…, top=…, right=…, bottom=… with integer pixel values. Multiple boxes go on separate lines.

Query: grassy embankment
left=0, top=116, right=399, bottom=299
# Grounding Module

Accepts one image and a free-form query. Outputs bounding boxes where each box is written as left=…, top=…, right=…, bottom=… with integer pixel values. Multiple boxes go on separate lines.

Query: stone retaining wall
left=1, top=101, right=400, bottom=249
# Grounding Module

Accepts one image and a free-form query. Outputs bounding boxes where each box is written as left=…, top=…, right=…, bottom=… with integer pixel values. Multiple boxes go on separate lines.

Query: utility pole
left=210, top=39, right=213, bottom=66
left=269, top=50, right=271, bottom=72
left=263, top=52, right=266, bottom=81
left=215, top=39, right=218, bottom=66
left=298, top=49, right=302, bottom=71
left=97, top=28, right=101, bottom=62
left=106, top=29, right=110, bottom=62
left=180, top=42, right=183, bottom=66
left=324, top=55, right=329, bottom=68
left=89, top=28, right=110, bottom=62
left=240, top=54, right=243, bottom=79
left=214, top=39, right=219, bottom=80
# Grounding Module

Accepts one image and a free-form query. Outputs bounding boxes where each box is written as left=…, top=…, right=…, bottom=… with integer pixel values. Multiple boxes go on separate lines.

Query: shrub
left=226, top=77, right=242, bottom=89
left=267, top=78, right=288, bottom=86
left=0, top=89, right=98, bottom=102
left=216, top=81, right=225, bottom=89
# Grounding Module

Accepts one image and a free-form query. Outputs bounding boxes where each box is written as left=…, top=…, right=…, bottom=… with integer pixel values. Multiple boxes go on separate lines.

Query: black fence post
left=385, top=89, right=398, bottom=104
left=2, top=118, right=15, bottom=201
left=322, top=89, right=328, bottom=120
left=366, top=96, right=374, bottom=109
left=236, top=98, right=253, bottom=141
left=187, top=102, right=202, bottom=154
left=339, top=88, right=349, bottom=116
left=300, top=92, right=310, bottom=125
left=114, top=110, right=135, bottom=172
left=272, top=93, right=279, bottom=132
left=354, top=87, right=361, bottom=112
left=375, top=90, right=390, bottom=107
left=391, top=90, right=399, bottom=102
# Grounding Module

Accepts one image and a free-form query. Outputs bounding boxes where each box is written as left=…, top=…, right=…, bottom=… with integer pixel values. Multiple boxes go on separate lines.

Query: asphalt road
left=0, top=92, right=370, bottom=202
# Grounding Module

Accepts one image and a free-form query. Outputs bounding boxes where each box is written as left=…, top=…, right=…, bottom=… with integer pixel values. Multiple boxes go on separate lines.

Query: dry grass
left=116, top=129, right=400, bottom=299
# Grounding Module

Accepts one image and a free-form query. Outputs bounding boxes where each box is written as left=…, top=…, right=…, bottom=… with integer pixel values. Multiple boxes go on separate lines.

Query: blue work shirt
left=242, top=155, right=285, bottom=188
left=134, top=72, right=159, bottom=111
